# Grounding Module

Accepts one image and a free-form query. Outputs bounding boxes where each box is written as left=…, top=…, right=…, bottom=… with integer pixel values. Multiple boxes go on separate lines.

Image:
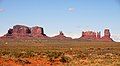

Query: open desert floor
left=0, top=39, right=120, bottom=66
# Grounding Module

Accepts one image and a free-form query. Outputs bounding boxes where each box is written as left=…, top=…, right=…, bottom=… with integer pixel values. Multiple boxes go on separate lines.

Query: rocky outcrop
left=81, top=31, right=100, bottom=40
left=2, top=25, right=47, bottom=38
left=101, top=29, right=113, bottom=41
left=80, top=29, right=113, bottom=42
left=52, top=31, right=72, bottom=40
left=31, top=26, right=46, bottom=38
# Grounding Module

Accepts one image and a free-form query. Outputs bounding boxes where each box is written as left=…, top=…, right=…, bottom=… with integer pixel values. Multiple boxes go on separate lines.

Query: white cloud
left=68, top=7, right=75, bottom=12
left=111, top=34, right=120, bottom=42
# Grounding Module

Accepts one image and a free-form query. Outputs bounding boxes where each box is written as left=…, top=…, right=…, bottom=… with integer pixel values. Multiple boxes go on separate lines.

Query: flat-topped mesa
left=3, top=25, right=31, bottom=38
left=13, top=25, right=31, bottom=37
left=80, top=29, right=113, bottom=42
left=31, top=26, right=46, bottom=37
left=2, top=25, right=47, bottom=39
left=52, top=31, right=72, bottom=40
left=81, top=31, right=101, bottom=40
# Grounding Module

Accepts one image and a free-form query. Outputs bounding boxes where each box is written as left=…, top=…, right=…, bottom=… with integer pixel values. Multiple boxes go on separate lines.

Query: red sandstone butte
left=2, top=25, right=48, bottom=39
left=81, top=31, right=100, bottom=40
left=31, top=26, right=47, bottom=38
left=101, top=29, right=113, bottom=41
left=52, top=31, right=72, bottom=40
left=80, top=29, right=113, bottom=42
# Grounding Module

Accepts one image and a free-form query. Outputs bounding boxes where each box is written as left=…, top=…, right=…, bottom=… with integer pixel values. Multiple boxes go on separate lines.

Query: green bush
left=47, top=51, right=62, bottom=59
left=2, top=51, right=10, bottom=55
left=46, top=51, right=63, bottom=62
left=60, top=56, right=72, bottom=63
left=11, top=51, right=35, bottom=58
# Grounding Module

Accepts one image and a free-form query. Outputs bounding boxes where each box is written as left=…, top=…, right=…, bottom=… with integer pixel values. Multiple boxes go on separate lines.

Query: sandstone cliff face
left=2, top=25, right=47, bottom=38
left=31, top=26, right=46, bottom=37
left=12, top=25, right=31, bottom=37
left=80, top=29, right=113, bottom=42
left=81, top=31, right=99, bottom=40
left=101, top=29, right=113, bottom=41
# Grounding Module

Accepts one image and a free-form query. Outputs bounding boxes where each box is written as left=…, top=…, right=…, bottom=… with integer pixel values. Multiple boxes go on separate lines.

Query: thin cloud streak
left=0, top=8, right=5, bottom=12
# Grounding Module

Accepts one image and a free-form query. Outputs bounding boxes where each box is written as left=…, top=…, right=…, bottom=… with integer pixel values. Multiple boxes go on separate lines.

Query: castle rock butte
left=0, top=25, right=113, bottom=42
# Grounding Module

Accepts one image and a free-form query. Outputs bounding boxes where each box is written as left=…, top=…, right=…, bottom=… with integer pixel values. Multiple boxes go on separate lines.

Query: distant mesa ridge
left=0, top=25, right=113, bottom=42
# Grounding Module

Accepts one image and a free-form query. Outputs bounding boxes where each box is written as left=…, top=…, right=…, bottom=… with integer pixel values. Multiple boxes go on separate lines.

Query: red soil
left=0, top=58, right=63, bottom=66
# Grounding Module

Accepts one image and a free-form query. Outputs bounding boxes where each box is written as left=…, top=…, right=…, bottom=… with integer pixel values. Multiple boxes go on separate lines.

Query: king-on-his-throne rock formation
left=1, top=25, right=113, bottom=42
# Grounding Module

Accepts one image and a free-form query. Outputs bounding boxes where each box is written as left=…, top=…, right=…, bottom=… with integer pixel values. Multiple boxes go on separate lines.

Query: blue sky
left=0, top=0, right=120, bottom=41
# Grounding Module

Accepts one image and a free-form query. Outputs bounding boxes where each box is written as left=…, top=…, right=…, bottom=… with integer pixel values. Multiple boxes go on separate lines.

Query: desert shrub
left=11, top=51, right=35, bottom=58
left=60, top=56, right=72, bottom=63
left=75, top=53, right=87, bottom=59
left=46, top=51, right=63, bottom=62
left=25, top=51, right=35, bottom=58
left=1, top=51, right=10, bottom=55
left=16, top=59, right=31, bottom=65
left=11, top=52, right=22, bottom=58
left=47, top=51, right=63, bottom=58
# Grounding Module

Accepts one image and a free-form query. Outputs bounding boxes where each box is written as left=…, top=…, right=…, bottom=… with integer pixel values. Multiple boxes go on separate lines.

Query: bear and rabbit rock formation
left=1, top=25, right=113, bottom=42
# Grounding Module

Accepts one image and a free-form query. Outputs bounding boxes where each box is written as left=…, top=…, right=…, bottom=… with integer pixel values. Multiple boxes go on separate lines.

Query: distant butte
left=0, top=25, right=113, bottom=42
left=52, top=31, right=72, bottom=40
left=1, top=25, right=48, bottom=39
left=80, top=29, right=113, bottom=42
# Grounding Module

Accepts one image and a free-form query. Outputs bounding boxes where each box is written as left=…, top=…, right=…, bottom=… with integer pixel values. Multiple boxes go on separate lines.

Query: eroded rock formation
left=31, top=26, right=46, bottom=37
left=81, top=31, right=100, bottom=40
left=101, top=29, right=113, bottom=41
left=80, top=29, right=113, bottom=42
left=52, top=31, right=72, bottom=40
left=2, top=25, right=47, bottom=38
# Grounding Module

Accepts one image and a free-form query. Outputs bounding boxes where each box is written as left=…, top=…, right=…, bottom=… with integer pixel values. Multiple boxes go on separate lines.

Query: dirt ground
left=0, top=39, right=120, bottom=66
